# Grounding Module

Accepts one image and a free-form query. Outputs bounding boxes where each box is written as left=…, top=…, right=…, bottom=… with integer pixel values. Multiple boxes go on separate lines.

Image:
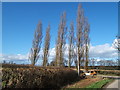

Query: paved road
left=106, top=79, right=120, bottom=89
left=97, top=75, right=120, bottom=89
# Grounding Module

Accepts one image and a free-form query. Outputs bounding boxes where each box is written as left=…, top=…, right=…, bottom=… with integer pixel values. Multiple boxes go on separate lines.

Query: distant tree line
left=29, top=4, right=90, bottom=75
left=88, top=58, right=118, bottom=67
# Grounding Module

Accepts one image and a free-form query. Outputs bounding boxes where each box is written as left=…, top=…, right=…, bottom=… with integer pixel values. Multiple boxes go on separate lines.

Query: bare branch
left=29, top=21, right=42, bottom=66
left=43, top=24, right=51, bottom=66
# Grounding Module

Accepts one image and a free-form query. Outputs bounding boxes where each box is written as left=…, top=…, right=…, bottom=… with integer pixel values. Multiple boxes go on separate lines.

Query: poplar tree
left=76, top=4, right=85, bottom=75
left=68, top=21, right=75, bottom=68
left=84, top=18, right=90, bottom=71
left=43, top=24, right=50, bottom=66
left=55, top=12, right=67, bottom=66
left=29, top=21, right=42, bottom=66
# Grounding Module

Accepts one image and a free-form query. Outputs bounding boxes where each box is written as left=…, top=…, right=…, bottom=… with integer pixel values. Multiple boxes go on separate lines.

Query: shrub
left=2, top=67, right=79, bottom=89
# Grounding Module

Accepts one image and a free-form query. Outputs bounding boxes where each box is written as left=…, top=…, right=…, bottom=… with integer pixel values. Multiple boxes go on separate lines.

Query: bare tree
left=113, top=37, right=120, bottom=66
left=55, top=40, right=59, bottom=66
left=113, top=37, right=120, bottom=51
left=84, top=18, right=90, bottom=71
left=76, top=4, right=85, bottom=75
left=55, top=12, right=67, bottom=66
left=68, top=21, right=75, bottom=68
left=43, top=24, right=50, bottom=66
left=89, top=58, right=96, bottom=67
left=29, top=21, right=42, bottom=66
left=97, top=59, right=106, bottom=66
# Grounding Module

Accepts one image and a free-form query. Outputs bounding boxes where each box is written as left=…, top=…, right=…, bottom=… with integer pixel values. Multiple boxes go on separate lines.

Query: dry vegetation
left=2, top=64, right=81, bottom=89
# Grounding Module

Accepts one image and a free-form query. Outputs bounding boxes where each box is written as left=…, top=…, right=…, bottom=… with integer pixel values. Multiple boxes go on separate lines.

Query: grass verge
left=62, top=77, right=102, bottom=89
left=85, top=78, right=113, bottom=88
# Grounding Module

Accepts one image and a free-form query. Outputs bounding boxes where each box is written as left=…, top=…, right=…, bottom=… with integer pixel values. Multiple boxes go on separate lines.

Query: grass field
left=85, top=78, right=113, bottom=88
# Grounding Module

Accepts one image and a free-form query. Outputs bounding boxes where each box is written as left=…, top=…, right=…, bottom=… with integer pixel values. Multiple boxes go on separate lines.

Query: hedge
left=2, top=67, right=79, bottom=89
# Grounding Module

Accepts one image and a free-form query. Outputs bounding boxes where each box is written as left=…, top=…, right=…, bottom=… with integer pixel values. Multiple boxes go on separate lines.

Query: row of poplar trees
left=29, top=4, right=90, bottom=75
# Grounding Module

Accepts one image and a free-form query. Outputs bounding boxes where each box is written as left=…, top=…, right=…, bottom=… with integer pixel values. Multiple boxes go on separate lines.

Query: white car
left=84, top=70, right=97, bottom=76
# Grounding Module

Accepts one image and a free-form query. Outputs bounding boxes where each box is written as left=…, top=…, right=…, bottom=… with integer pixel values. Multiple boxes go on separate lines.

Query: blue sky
left=2, top=2, right=118, bottom=64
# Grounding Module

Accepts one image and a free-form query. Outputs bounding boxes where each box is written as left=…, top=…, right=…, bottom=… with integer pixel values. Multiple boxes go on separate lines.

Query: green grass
left=85, top=78, right=113, bottom=88
left=2, top=81, right=6, bottom=88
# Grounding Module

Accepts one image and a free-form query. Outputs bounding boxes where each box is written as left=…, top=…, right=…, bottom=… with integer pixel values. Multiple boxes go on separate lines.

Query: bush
left=2, top=67, right=79, bottom=89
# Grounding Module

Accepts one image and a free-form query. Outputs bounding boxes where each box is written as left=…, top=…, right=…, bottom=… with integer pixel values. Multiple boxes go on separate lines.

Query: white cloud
left=89, top=43, right=118, bottom=58
left=1, top=54, right=28, bottom=61
left=48, top=44, right=69, bottom=60
left=49, top=48, right=56, bottom=57
left=1, top=39, right=118, bottom=64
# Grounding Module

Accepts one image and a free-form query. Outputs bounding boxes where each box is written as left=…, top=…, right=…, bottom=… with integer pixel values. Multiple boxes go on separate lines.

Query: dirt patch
left=63, top=77, right=102, bottom=88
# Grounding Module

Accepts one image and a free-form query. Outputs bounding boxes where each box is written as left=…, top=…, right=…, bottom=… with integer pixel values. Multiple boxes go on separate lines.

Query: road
left=97, top=75, right=120, bottom=89
left=106, top=79, right=120, bottom=89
